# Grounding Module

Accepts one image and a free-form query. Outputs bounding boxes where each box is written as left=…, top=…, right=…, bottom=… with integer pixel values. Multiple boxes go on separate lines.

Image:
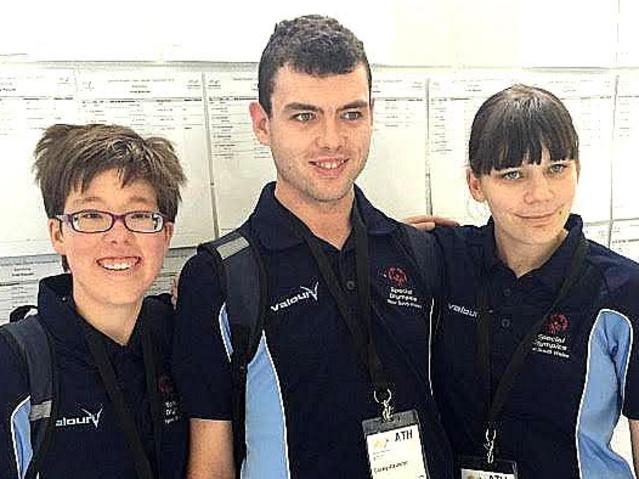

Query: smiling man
left=0, top=124, right=188, bottom=478
left=173, top=15, right=453, bottom=479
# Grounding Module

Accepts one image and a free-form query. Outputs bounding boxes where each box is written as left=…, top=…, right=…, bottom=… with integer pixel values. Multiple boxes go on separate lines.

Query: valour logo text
left=448, top=303, right=478, bottom=319
left=270, top=282, right=319, bottom=312
left=56, top=406, right=103, bottom=429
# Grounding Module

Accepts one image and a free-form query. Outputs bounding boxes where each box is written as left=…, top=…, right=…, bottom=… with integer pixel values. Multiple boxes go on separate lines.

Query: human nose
left=317, top=117, right=343, bottom=150
left=104, top=214, right=133, bottom=240
left=524, top=173, right=553, bottom=203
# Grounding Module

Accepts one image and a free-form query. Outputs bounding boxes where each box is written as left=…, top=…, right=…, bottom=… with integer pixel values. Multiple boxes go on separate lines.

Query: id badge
left=362, top=409, right=429, bottom=479
left=458, top=455, right=518, bottom=479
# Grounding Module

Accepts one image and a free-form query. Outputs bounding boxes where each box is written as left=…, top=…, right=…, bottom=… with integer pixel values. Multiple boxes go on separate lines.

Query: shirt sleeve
left=0, top=333, right=30, bottom=479
left=172, top=251, right=233, bottom=420
left=605, top=265, right=639, bottom=420
left=621, top=305, right=639, bottom=420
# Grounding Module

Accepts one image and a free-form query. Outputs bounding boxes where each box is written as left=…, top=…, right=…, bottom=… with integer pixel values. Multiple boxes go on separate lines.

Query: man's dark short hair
left=468, top=84, right=579, bottom=176
left=258, top=14, right=371, bottom=116
left=34, top=123, right=186, bottom=220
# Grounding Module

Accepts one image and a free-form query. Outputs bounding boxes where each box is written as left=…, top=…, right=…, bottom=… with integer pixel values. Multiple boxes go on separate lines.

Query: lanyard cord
left=286, top=203, right=393, bottom=416
left=84, top=324, right=160, bottom=479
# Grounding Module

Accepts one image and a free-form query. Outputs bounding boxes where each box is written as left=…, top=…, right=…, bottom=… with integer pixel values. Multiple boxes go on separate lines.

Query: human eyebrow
left=68, top=196, right=105, bottom=209
left=126, top=195, right=157, bottom=206
left=283, top=103, right=321, bottom=113
left=339, top=100, right=370, bottom=111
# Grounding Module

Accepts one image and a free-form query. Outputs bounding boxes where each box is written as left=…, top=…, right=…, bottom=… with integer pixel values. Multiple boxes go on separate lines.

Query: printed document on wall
left=611, top=220, right=639, bottom=263
left=0, top=68, right=78, bottom=257
left=358, top=69, right=429, bottom=219
left=613, top=75, right=639, bottom=220
left=206, top=71, right=274, bottom=231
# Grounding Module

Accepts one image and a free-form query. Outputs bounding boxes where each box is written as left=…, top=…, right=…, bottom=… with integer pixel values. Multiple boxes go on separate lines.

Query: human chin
left=306, top=177, right=355, bottom=203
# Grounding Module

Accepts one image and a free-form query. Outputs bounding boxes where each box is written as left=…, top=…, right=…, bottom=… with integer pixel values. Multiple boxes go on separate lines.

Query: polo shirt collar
left=37, top=273, right=147, bottom=361
left=250, top=182, right=397, bottom=251
left=480, top=214, right=585, bottom=293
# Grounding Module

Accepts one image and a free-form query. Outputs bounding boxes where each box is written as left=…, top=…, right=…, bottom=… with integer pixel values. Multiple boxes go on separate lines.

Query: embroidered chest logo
left=532, top=313, right=571, bottom=360
left=270, top=281, right=319, bottom=313
left=56, top=406, right=103, bottom=429
left=382, top=266, right=422, bottom=310
left=447, top=303, right=478, bottom=320
left=158, top=374, right=181, bottom=425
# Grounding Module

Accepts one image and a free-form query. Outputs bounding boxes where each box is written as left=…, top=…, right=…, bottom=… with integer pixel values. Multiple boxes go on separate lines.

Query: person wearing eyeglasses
left=0, top=124, right=188, bottom=479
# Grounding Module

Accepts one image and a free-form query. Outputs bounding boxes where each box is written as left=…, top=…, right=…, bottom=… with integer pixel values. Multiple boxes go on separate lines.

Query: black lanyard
left=476, top=235, right=588, bottom=462
left=84, top=320, right=160, bottom=479
left=287, top=203, right=393, bottom=417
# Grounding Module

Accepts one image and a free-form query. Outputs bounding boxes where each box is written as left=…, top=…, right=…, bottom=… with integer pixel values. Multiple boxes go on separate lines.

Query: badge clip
left=484, top=426, right=497, bottom=465
left=374, top=388, right=393, bottom=422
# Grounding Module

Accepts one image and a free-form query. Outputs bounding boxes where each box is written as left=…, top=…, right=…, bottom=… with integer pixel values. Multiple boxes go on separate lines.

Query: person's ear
left=162, top=222, right=175, bottom=250
left=467, top=169, right=486, bottom=202
left=249, top=101, right=272, bottom=146
left=48, top=218, right=66, bottom=255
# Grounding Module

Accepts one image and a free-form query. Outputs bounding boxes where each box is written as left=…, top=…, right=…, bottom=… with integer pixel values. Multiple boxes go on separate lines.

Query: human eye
left=126, top=211, right=162, bottom=232
left=76, top=210, right=106, bottom=221
left=128, top=211, right=154, bottom=220
left=548, top=162, right=568, bottom=175
left=291, top=111, right=316, bottom=123
left=72, top=210, right=109, bottom=232
left=341, top=109, right=363, bottom=121
left=499, top=169, right=522, bottom=181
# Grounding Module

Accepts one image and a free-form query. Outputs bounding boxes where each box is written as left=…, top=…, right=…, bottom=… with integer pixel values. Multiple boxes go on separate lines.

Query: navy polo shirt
left=432, top=214, right=639, bottom=478
left=173, top=182, right=453, bottom=479
left=0, top=274, right=188, bottom=479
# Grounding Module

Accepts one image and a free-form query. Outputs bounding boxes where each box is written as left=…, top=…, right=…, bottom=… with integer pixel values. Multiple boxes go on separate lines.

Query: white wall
left=1, top=0, right=628, bottom=66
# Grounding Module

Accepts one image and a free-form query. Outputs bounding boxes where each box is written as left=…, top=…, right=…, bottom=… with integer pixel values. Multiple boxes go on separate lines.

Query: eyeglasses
left=55, top=210, right=168, bottom=234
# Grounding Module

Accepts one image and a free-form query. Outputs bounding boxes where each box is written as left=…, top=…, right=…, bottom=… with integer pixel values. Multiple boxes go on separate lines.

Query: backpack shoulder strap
left=197, top=229, right=266, bottom=470
left=0, top=312, right=56, bottom=479
left=198, top=230, right=266, bottom=359
left=394, top=223, right=438, bottom=297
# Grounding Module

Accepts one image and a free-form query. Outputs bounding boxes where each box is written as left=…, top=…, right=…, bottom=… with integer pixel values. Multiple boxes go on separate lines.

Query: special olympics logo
left=545, top=313, right=569, bottom=335
left=386, top=266, right=408, bottom=287
left=158, top=375, right=175, bottom=395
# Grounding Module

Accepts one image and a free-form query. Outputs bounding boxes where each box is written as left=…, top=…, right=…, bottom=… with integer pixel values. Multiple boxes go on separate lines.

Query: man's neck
left=494, top=229, right=569, bottom=278
left=74, top=297, right=142, bottom=346
left=274, top=184, right=354, bottom=249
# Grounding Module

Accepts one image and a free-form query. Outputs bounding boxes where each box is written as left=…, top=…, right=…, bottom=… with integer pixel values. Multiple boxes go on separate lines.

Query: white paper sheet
left=358, top=69, right=429, bottom=219
left=612, top=75, right=639, bottom=220
left=583, top=222, right=610, bottom=248
left=206, top=71, right=274, bottom=231
left=0, top=69, right=78, bottom=257
left=610, top=219, right=639, bottom=263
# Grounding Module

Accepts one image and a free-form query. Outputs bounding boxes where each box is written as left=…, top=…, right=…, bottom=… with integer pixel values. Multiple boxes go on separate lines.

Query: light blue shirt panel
left=11, top=397, right=33, bottom=479
left=577, top=309, right=634, bottom=479
left=218, top=307, right=290, bottom=478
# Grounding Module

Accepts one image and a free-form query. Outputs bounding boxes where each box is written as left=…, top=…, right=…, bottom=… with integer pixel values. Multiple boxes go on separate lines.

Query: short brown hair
left=34, top=124, right=186, bottom=220
left=469, top=84, right=579, bottom=176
